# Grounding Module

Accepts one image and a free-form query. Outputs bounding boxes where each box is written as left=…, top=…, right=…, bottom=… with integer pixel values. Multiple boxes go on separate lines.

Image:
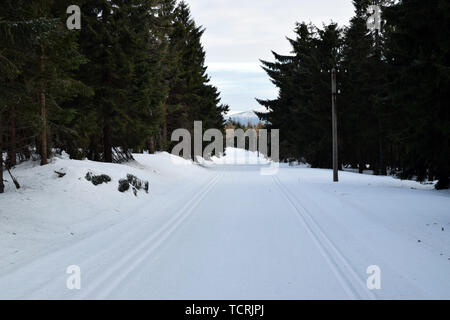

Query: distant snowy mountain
left=224, top=109, right=267, bottom=126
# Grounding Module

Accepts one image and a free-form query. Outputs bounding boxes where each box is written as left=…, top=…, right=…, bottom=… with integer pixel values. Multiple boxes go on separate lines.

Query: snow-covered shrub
left=118, top=179, right=130, bottom=192
left=85, top=172, right=112, bottom=186
left=117, top=174, right=149, bottom=195
left=126, top=174, right=149, bottom=194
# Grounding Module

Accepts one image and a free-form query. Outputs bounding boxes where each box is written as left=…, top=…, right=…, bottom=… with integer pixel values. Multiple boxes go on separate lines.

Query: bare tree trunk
left=358, top=152, right=365, bottom=174
left=378, top=134, right=387, bottom=175
left=40, top=44, right=48, bottom=166
left=7, top=105, right=17, bottom=167
left=40, top=89, right=48, bottom=165
left=161, top=104, right=168, bottom=150
left=148, top=136, right=156, bottom=154
left=103, top=118, right=112, bottom=163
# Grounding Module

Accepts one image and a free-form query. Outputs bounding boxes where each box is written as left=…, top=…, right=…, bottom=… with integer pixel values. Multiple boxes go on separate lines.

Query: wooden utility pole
left=331, top=68, right=339, bottom=182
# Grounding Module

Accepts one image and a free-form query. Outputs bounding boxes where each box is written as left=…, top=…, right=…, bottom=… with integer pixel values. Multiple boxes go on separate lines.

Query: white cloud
left=187, top=0, right=355, bottom=111
left=207, top=62, right=263, bottom=73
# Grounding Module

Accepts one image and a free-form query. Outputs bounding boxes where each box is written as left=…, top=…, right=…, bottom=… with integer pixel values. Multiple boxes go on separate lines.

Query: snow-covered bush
left=118, top=174, right=149, bottom=195
left=118, top=179, right=130, bottom=192
left=126, top=174, right=149, bottom=193
left=85, top=172, right=112, bottom=186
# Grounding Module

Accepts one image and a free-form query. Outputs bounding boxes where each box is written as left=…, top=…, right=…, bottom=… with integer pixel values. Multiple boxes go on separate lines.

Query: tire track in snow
left=78, top=173, right=223, bottom=299
left=272, top=175, right=377, bottom=300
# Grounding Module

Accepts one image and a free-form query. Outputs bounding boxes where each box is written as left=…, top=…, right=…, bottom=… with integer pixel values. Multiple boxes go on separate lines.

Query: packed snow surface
left=0, top=149, right=449, bottom=299
left=211, top=147, right=270, bottom=165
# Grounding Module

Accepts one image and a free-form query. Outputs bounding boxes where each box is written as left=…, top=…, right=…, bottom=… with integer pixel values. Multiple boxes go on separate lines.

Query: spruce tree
left=340, top=0, right=386, bottom=174
left=164, top=2, right=227, bottom=153
left=1, top=1, right=34, bottom=167
left=1, top=0, right=87, bottom=165
left=258, top=22, right=343, bottom=167
left=78, top=0, right=135, bottom=162
left=384, top=0, right=450, bottom=188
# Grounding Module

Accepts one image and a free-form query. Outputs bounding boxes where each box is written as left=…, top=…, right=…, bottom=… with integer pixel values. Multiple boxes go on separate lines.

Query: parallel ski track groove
left=272, top=175, right=376, bottom=300
left=18, top=174, right=220, bottom=299
left=78, top=173, right=223, bottom=299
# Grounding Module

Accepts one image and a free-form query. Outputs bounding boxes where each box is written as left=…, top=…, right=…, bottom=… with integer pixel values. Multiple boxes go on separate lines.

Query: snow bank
left=0, top=152, right=205, bottom=273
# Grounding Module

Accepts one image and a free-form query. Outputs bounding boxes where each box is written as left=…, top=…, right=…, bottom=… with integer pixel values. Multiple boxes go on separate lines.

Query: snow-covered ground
left=0, top=149, right=449, bottom=299
left=210, top=147, right=270, bottom=165
left=0, top=152, right=206, bottom=275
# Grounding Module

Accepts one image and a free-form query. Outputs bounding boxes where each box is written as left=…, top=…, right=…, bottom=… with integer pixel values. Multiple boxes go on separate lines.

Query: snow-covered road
left=1, top=159, right=450, bottom=299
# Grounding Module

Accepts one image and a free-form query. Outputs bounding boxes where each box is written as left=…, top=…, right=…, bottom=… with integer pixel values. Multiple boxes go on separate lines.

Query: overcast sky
left=188, top=0, right=356, bottom=112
